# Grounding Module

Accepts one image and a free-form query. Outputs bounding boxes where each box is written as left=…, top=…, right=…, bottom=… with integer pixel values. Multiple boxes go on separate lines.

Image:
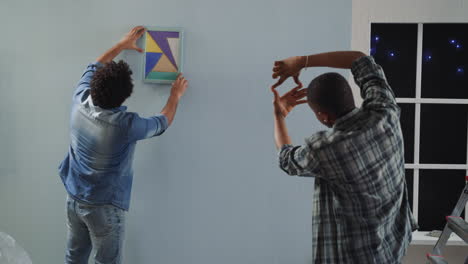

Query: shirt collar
left=333, top=108, right=360, bottom=129
left=112, top=105, right=127, bottom=112
left=88, top=95, right=127, bottom=112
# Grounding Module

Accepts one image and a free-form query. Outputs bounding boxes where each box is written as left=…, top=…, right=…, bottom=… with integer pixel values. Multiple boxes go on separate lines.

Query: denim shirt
left=59, top=62, right=168, bottom=210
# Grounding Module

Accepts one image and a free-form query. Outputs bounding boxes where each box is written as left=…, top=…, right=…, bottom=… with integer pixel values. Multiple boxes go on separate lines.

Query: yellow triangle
left=146, top=32, right=162, bottom=53
left=152, top=54, right=177, bottom=73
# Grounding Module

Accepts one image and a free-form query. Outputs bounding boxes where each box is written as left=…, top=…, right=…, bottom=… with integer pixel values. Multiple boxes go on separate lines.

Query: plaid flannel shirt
left=279, top=56, right=418, bottom=264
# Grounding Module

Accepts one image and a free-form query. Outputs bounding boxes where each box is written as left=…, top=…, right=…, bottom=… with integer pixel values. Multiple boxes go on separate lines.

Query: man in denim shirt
left=59, top=26, right=189, bottom=264
left=271, top=51, right=417, bottom=263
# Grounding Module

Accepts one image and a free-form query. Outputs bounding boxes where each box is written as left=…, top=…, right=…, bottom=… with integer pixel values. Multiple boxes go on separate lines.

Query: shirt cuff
left=154, top=114, right=169, bottom=136
left=92, top=61, right=104, bottom=68
left=278, top=144, right=294, bottom=156
left=350, top=55, right=375, bottom=79
left=159, top=114, right=169, bottom=130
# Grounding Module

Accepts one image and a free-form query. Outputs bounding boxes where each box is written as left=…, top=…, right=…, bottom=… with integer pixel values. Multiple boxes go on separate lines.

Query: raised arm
left=127, top=74, right=188, bottom=142
left=161, top=74, right=189, bottom=126
left=271, top=86, right=320, bottom=177
left=73, top=26, right=145, bottom=104
left=96, top=26, right=145, bottom=64
left=271, top=84, right=308, bottom=149
left=272, top=51, right=366, bottom=88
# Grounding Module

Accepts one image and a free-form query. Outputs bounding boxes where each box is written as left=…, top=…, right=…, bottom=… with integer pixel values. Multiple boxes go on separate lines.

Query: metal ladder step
left=427, top=253, right=448, bottom=264
left=426, top=177, right=468, bottom=263
left=446, top=216, right=468, bottom=243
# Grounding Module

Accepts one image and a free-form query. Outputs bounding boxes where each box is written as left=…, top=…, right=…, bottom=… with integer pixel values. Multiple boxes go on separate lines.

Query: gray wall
left=0, top=0, right=351, bottom=263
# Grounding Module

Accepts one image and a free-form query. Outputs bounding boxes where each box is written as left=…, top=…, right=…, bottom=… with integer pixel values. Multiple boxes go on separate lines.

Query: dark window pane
left=422, top=24, right=468, bottom=98
left=420, top=104, right=468, bottom=164
left=418, top=170, right=466, bottom=231
left=399, top=104, right=415, bottom=163
left=371, top=23, right=418, bottom=98
left=405, top=169, right=414, bottom=211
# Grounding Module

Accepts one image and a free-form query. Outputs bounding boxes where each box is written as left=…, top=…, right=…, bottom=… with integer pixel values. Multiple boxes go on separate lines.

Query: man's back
left=307, top=104, right=413, bottom=263
left=70, top=98, right=132, bottom=176
left=59, top=62, right=168, bottom=210
left=279, top=56, right=418, bottom=263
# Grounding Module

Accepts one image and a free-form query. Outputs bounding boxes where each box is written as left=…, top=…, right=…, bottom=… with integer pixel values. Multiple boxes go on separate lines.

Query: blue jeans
left=65, top=196, right=125, bottom=264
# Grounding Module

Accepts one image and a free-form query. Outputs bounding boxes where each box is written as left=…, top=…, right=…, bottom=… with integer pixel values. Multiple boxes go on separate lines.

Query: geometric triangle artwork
left=148, top=31, right=179, bottom=70
left=145, top=52, right=162, bottom=77
left=167, top=37, right=180, bottom=68
left=145, top=32, right=163, bottom=53
left=152, top=54, right=177, bottom=73
left=143, top=27, right=183, bottom=83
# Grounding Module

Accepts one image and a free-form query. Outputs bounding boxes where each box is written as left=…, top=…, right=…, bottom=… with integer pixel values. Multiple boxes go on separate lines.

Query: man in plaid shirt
left=270, top=51, right=418, bottom=263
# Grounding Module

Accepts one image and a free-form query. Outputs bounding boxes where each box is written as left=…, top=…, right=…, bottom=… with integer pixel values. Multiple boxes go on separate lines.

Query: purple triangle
left=148, top=31, right=179, bottom=70
left=145, top=52, right=162, bottom=77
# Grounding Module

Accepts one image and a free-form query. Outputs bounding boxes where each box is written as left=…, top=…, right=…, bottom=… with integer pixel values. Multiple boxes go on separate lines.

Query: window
left=371, top=23, right=468, bottom=231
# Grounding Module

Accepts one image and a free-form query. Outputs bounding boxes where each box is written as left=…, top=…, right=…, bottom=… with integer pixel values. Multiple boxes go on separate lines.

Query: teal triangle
left=145, top=52, right=162, bottom=77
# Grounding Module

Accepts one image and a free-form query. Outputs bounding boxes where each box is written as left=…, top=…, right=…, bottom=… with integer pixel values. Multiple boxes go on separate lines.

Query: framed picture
left=142, top=27, right=183, bottom=83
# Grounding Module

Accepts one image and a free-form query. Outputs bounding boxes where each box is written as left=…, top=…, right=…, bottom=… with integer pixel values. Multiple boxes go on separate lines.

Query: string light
left=423, top=50, right=433, bottom=62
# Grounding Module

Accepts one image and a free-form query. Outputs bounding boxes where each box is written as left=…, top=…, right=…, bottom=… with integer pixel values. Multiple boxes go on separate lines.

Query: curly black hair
left=90, top=60, right=133, bottom=109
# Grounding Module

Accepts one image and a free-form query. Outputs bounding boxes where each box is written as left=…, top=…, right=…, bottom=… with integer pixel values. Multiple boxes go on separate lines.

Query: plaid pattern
left=279, top=56, right=418, bottom=264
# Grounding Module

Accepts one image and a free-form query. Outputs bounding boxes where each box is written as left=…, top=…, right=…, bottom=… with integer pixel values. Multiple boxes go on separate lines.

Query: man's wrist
left=114, top=42, right=126, bottom=51
left=274, top=110, right=286, bottom=119
left=298, top=56, right=307, bottom=70
left=169, top=92, right=182, bottom=101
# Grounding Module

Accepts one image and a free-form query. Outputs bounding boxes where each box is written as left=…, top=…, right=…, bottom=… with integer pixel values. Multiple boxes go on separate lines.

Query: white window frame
left=351, top=0, right=468, bottom=247
left=371, top=22, right=468, bottom=245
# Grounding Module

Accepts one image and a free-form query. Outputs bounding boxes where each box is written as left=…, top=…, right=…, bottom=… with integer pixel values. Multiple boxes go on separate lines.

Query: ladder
left=426, top=176, right=468, bottom=264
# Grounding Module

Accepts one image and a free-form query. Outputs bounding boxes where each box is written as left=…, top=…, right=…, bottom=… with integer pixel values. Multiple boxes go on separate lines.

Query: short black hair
left=307, top=72, right=355, bottom=117
left=90, top=60, right=133, bottom=109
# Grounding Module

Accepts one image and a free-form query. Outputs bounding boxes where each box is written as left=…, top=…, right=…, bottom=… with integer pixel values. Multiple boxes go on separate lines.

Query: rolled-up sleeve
left=128, top=114, right=169, bottom=141
left=279, top=144, right=320, bottom=177
left=73, top=62, right=103, bottom=104
left=351, top=56, right=398, bottom=112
